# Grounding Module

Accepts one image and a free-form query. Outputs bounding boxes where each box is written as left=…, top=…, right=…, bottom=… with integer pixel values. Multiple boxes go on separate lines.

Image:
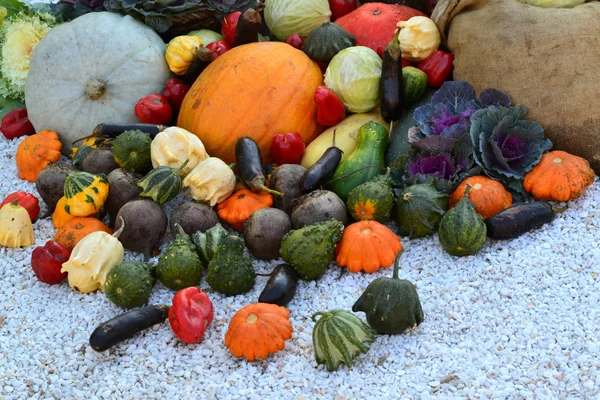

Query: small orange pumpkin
left=52, top=196, right=74, bottom=229
left=449, top=176, right=512, bottom=220
left=523, top=150, right=595, bottom=202
left=225, top=303, right=293, bottom=361
left=335, top=220, right=402, bottom=273
left=16, top=130, right=62, bottom=182
left=216, top=188, right=273, bottom=232
left=53, top=217, right=113, bottom=251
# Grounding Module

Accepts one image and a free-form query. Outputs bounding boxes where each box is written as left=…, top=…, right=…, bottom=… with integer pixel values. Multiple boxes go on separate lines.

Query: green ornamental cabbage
left=264, top=0, right=331, bottom=41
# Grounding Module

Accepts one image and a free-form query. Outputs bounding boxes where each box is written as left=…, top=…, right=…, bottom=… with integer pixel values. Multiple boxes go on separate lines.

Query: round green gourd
left=205, top=238, right=256, bottom=296
left=112, top=130, right=152, bottom=173
left=402, top=67, right=428, bottom=105
left=137, top=160, right=188, bottom=205
left=157, top=225, right=202, bottom=290
left=392, top=183, right=448, bottom=238
left=312, top=309, right=375, bottom=371
left=438, top=185, right=487, bottom=256
left=352, top=250, right=424, bottom=334
left=302, top=22, right=356, bottom=63
left=104, top=262, right=154, bottom=309
left=346, top=171, right=394, bottom=222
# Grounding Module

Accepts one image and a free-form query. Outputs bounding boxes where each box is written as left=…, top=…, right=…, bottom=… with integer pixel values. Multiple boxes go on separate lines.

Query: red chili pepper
left=162, top=79, right=191, bottom=111
left=284, top=33, right=304, bottom=50
left=314, top=86, right=346, bottom=127
left=134, top=94, right=173, bottom=125
left=222, top=11, right=242, bottom=46
left=169, top=287, right=214, bottom=344
left=31, top=240, right=70, bottom=284
left=417, top=50, right=454, bottom=89
left=270, top=132, right=306, bottom=165
left=0, top=108, right=36, bottom=140
left=328, top=0, right=357, bottom=22
left=206, top=40, right=231, bottom=60
left=1, top=191, right=40, bottom=222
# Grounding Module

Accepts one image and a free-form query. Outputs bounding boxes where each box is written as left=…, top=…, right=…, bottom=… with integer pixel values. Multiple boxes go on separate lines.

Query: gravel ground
left=1, top=133, right=599, bottom=400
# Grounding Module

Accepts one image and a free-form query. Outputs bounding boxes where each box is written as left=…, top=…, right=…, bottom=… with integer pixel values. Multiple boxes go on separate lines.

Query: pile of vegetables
left=0, top=0, right=597, bottom=373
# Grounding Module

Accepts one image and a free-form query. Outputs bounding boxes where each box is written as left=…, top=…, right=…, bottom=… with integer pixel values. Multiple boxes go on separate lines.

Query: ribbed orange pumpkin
left=449, top=176, right=512, bottom=220
left=177, top=42, right=324, bottom=164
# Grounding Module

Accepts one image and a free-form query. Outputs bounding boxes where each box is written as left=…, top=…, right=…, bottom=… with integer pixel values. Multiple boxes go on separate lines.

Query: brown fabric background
left=432, top=0, right=600, bottom=173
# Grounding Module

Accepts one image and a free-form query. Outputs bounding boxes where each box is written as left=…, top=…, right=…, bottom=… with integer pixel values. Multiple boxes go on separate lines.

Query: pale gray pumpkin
left=25, top=12, right=171, bottom=155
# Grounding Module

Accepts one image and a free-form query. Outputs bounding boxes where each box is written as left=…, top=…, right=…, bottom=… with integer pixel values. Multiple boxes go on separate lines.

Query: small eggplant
left=380, top=30, right=404, bottom=123
left=235, top=137, right=282, bottom=196
left=89, top=305, right=170, bottom=352
left=180, top=47, right=214, bottom=85
left=485, top=202, right=566, bottom=240
left=92, top=123, right=167, bottom=140
left=299, top=131, right=343, bottom=193
left=258, top=264, right=299, bottom=306
left=234, top=4, right=264, bottom=47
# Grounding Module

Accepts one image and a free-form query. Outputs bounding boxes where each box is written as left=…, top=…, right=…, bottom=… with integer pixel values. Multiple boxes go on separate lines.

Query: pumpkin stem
left=113, top=216, right=126, bottom=239
left=392, top=249, right=404, bottom=280
left=173, top=159, right=190, bottom=175
left=311, top=311, right=332, bottom=323
left=246, top=313, right=259, bottom=324
left=173, top=223, right=186, bottom=236
left=84, top=79, right=107, bottom=100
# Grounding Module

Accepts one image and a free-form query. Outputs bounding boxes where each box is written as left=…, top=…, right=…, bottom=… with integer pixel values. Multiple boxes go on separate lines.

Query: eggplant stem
left=552, top=205, right=569, bottom=213
left=258, top=185, right=283, bottom=197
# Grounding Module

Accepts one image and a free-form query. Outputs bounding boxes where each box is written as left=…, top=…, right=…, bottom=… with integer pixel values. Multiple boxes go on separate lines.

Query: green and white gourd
left=137, top=160, right=189, bottom=204
left=392, top=183, right=448, bottom=238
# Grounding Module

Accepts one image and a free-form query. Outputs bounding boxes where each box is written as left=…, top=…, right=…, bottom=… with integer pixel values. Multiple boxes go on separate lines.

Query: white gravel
left=1, top=133, right=599, bottom=400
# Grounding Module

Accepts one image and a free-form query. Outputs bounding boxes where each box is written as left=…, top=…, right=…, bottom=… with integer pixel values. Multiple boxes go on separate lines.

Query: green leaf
left=0, top=96, right=24, bottom=119
left=0, top=0, right=29, bottom=17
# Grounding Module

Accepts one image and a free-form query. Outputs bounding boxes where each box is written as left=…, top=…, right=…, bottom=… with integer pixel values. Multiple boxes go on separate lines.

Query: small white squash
left=182, top=157, right=236, bottom=206
left=151, top=127, right=209, bottom=176
left=25, top=12, right=171, bottom=155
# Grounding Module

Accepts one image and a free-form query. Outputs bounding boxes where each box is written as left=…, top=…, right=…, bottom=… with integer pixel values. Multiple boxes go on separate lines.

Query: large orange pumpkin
left=177, top=42, right=324, bottom=164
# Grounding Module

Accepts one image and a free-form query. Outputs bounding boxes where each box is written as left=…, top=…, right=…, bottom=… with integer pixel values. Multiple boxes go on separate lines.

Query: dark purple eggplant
left=180, top=47, right=214, bottom=85
left=485, top=202, right=566, bottom=240
left=380, top=31, right=404, bottom=123
left=89, top=305, right=170, bottom=352
left=234, top=4, right=264, bottom=47
left=235, top=137, right=282, bottom=195
left=92, top=123, right=167, bottom=139
left=299, top=131, right=343, bottom=193
left=258, top=264, right=299, bottom=306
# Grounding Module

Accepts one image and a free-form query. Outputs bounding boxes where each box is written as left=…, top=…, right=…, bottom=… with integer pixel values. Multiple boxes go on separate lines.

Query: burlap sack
left=431, top=0, right=600, bottom=173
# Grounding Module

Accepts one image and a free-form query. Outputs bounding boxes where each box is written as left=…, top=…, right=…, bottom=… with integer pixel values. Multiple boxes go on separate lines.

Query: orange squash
left=54, top=217, right=113, bottom=251
left=177, top=42, right=324, bottom=164
left=16, top=130, right=62, bottom=182
left=449, top=176, right=512, bottom=220
left=225, top=303, right=293, bottom=361
left=335, top=220, right=402, bottom=273
left=52, top=196, right=74, bottom=229
left=216, top=188, right=273, bottom=232
left=524, top=150, right=595, bottom=202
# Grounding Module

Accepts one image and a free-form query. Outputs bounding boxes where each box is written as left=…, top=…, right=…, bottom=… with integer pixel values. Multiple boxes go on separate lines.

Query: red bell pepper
left=222, top=11, right=242, bottom=46
left=284, top=33, right=304, bottom=50
left=270, top=132, right=305, bottom=165
left=1, top=108, right=36, bottom=140
left=314, top=86, right=346, bottom=127
left=162, top=79, right=191, bottom=111
left=134, top=94, right=173, bottom=125
left=31, top=240, right=70, bottom=284
left=169, top=287, right=214, bottom=344
left=417, top=50, right=454, bottom=89
left=1, top=191, right=40, bottom=222
left=206, top=40, right=231, bottom=60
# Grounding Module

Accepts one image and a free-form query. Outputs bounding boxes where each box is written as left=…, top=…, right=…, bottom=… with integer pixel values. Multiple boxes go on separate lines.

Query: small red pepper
left=417, top=50, right=454, bottom=89
left=284, top=33, right=304, bottom=50
left=206, top=40, right=231, bottom=60
left=169, top=287, right=214, bottom=344
left=162, top=79, right=191, bottom=111
left=0, top=108, right=36, bottom=140
left=31, top=240, right=71, bottom=284
left=222, top=11, right=242, bottom=46
left=314, top=86, right=346, bottom=127
left=134, top=94, right=173, bottom=125
left=1, top=191, right=40, bottom=222
left=270, top=132, right=306, bottom=165
left=328, top=0, right=357, bottom=22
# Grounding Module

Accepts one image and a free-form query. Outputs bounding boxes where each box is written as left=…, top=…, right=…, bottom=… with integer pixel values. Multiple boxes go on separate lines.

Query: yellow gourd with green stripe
left=64, top=172, right=109, bottom=216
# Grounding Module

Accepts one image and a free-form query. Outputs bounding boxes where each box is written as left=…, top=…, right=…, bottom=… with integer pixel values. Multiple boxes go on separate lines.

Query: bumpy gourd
left=165, top=35, right=203, bottom=75
left=15, top=130, right=62, bottom=182
left=206, top=242, right=256, bottom=296
left=150, top=127, right=208, bottom=176
left=112, top=130, right=153, bottom=173
left=438, top=185, right=487, bottom=256
left=157, top=225, right=203, bottom=291
left=302, top=22, right=356, bottom=63
left=137, top=160, right=188, bottom=205
left=280, top=219, right=343, bottom=280
left=63, top=172, right=109, bottom=217
left=352, top=250, right=424, bottom=334
left=312, top=309, right=375, bottom=371
left=104, top=262, right=154, bottom=309
left=346, top=171, right=394, bottom=222
left=392, top=183, right=448, bottom=238
left=182, top=157, right=236, bottom=206
left=0, top=201, right=35, bottom=248
left=60, top=221, right=125, bottom=293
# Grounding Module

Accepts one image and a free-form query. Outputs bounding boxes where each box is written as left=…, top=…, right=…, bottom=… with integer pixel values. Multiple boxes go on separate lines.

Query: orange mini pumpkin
left=225, top=303, right=293, bottom=361
left=335, top=220, right=402, bottom=273
left=524, top=150, right=595, bottom=202
left=16, top=130, right=62, bottom=182
left=449, top=176, right=512, bottom=220
left=52, top=196, right=75, bottom=229
left=177, top=42, right=324, bottom=164
left=53, top=217, right=112, bottom=251
left=216, top=188, right=273, bottom=232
